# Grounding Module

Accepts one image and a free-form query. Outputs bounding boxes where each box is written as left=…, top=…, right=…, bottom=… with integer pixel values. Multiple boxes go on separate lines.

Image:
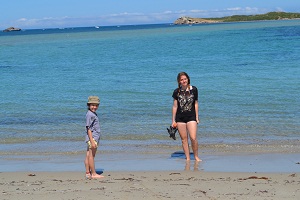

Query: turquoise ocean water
left=0, top=20, right=299, bottom=171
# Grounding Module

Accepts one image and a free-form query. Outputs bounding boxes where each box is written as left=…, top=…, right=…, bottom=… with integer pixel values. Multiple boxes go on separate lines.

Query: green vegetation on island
left=207, top=11, right=300, bottom=22
left=174, top=12, right=300, bottom=25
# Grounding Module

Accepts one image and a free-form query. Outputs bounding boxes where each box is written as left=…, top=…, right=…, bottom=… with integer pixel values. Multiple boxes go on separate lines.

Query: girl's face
left=89, top=103, right=99, bottom=112
left=179, top=75, right=188, bottom=87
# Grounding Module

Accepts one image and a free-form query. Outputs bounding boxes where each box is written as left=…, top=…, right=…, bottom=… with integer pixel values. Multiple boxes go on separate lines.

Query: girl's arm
left=195, top=100, right=200, bottom=124
left=172, top=99, right=178, bottom=127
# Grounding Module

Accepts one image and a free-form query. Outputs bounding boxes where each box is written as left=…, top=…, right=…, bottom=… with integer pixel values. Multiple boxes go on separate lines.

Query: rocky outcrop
left=3, top=27, right=21, bottom=32
left=174, top=17, right=220, bottom=25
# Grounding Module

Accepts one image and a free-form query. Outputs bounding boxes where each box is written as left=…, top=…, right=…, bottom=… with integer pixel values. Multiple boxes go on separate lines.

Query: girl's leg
left=187, top=121, right=202, bottom=161
left=177, top=122, right=190, bottom=161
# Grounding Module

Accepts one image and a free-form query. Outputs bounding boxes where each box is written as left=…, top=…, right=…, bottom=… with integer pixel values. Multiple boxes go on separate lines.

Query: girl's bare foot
left=195, top=157, right=202, bottom=162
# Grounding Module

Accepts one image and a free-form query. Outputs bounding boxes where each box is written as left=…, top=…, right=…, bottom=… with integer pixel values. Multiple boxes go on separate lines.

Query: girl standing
left=172, top=72, right=201, bottom=162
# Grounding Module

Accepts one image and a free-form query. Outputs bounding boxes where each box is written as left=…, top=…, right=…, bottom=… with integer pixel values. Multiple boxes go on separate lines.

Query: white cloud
left=275, top=7, right=284, bottom=12
left=17, top=18, right=28, bottom=22
left=163, top=11, right=173, bottom=14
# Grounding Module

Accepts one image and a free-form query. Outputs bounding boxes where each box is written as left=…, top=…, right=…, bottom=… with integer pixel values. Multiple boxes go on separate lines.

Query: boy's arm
left=86, top=127, right=96, bottom=149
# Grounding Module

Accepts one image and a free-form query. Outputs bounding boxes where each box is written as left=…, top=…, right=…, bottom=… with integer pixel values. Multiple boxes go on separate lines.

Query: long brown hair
left=177, top=72, right=191, bottom=94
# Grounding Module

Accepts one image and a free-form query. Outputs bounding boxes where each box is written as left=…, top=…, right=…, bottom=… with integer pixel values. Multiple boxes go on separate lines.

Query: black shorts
left=176, top=115, right=196, bottom=123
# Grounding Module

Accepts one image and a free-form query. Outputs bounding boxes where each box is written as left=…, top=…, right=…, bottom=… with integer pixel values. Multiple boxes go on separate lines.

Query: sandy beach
left=1, top=149, right=300, bottom=199
left=1, top=144, right=300, bottom=199
left=1, top=171, right=299, bottom=200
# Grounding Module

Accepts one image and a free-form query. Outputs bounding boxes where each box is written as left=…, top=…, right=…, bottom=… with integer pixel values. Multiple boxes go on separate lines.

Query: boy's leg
left=88, top=148, right=96, bottom=174
left=84, top=149, right=91, bottom=178
left=84, top=149, right=91, bottom=174
left=88, top=148, right=104, bottom=178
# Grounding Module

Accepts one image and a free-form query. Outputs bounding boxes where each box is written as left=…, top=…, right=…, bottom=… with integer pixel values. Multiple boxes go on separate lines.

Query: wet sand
left=1, top=151, right=300, bottom=173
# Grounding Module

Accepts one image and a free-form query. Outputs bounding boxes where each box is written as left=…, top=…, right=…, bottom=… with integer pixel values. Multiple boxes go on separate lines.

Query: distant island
left=3, top=27, right=21, bottom=32
left=174, top=12, right=300, bottom=25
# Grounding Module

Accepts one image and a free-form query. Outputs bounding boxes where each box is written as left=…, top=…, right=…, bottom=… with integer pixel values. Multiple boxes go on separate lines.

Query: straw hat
left=87, top=96, right=100, bottom=104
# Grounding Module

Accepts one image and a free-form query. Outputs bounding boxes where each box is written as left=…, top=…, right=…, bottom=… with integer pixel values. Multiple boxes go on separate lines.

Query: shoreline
left=1, top=171, right=299, bottom=200
left=1, top=139, right=300, bottom=173
left=1, top=151, right=299, bottom=173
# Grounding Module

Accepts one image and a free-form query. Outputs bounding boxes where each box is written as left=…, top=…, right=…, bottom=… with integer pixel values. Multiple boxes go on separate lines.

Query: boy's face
left=89, top=103, right=99, bottom=112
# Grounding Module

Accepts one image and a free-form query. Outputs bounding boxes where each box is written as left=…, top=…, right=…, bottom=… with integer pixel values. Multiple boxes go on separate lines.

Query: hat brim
left=87, top=101, right=99, bottom=104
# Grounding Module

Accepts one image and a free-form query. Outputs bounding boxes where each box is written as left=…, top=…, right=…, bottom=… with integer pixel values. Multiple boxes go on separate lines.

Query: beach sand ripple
left=1, top=171, right=299, bottom=200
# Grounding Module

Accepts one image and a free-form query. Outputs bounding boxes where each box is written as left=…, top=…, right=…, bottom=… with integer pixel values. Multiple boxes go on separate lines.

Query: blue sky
left=1, top=0, right=300, bottom=29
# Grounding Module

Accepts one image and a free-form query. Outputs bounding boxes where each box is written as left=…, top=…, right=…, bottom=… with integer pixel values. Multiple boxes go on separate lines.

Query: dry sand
left=1, top=171, right=299, bottom=200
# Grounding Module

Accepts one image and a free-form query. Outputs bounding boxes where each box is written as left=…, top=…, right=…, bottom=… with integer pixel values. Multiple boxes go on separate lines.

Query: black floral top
left=172, top=86, right=198, bottom=118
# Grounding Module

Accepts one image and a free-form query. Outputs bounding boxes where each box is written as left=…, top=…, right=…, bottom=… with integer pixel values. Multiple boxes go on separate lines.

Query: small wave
left=0, top=65, right=12, bottom=68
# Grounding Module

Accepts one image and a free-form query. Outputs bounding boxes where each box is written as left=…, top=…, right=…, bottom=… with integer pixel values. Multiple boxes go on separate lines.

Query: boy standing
left=84, top=96, right=104, bottom=179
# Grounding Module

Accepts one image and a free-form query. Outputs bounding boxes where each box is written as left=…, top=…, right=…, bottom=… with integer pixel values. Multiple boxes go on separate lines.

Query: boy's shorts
left=87, top=138, right=98, bottom=149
